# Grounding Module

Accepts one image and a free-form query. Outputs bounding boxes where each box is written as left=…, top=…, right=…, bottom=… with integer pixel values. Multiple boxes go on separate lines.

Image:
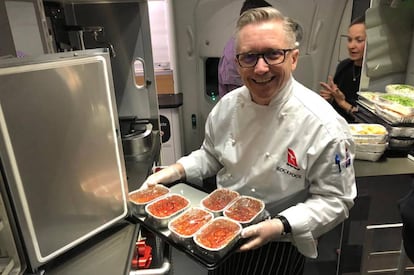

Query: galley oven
left=0, top=0, right=170, bottom=274
left=0, top=48, right=170, bottom=274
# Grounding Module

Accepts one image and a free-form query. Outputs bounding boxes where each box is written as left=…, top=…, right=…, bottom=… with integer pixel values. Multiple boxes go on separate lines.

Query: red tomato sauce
left=202, top=189, right=238, bottom=211
left=224, top=197, right=262, bottom=222
left=147, top=195, right=189, bottom=218
left=129, top=186, right=169, bottom=204
left=196, top=219, right=240, bottom=249
left=170, top=208, right=213, bottom=236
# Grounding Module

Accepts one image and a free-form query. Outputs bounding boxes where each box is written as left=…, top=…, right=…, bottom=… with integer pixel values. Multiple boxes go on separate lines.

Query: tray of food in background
left=374, top=104, right=414, bottom=124
left=376, top=94, right=414, bottom=117
left=357, top=91, right=383, bottom=111
left=131, top=182, right=265, bottom=269
left=385, top=84, right=414, bottom=98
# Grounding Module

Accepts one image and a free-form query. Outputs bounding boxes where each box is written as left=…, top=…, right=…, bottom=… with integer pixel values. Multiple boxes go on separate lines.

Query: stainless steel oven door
left=0, top=49, right=129, bottom=271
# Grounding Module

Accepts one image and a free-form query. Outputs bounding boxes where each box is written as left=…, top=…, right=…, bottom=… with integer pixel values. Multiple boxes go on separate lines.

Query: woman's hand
left=238, top=218, right=284, bottom=251
left=319, top=76, right=337, bottom=102
left=320, top=76, right=350, bottom=110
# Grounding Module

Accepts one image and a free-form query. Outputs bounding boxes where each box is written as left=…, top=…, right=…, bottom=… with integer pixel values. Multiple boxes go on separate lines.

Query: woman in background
left=320, top=15, right=366, bottom=122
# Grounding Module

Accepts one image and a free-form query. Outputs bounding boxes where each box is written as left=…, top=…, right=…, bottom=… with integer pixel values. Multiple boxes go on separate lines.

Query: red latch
left=131, top=240, right=152, bottom=269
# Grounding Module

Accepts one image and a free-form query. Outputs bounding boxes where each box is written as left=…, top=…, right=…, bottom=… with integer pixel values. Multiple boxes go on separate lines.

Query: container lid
left=0, top=50, right=129, bottom=269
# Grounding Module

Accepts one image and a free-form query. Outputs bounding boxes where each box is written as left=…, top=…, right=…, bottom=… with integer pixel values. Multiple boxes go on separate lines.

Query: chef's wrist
left=275, top=215, right=292, bottom=236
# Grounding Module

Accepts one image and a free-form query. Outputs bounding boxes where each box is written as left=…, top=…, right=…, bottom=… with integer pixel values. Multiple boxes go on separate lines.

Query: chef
left=143, top=7, right=356, bottom=275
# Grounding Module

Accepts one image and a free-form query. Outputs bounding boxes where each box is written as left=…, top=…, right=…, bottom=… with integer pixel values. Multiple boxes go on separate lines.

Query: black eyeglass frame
left=236, top=48, right=294, bottom=68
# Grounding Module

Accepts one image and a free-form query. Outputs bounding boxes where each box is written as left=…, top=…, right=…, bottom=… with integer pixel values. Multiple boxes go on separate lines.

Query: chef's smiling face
left=236, top=20, right=299, bottom=106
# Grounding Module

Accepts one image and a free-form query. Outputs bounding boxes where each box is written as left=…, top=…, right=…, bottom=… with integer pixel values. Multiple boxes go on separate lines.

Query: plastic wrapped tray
left=385, top=84, right=414, bottom=98
left=374, top=104, right=414, bottom=124
left=357, top=91, right=383, bottom=110
left=377, top=94, right=414, bottom=116
left=223, top=196, right=265, bottom=226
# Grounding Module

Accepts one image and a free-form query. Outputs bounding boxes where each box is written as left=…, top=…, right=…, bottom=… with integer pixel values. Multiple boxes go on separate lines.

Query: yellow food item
left=350, top=125, right=386, bottom=135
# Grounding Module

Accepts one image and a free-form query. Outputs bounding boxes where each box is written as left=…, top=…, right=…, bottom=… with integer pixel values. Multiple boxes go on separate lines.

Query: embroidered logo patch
left=287, top=148, right=299, bottom=170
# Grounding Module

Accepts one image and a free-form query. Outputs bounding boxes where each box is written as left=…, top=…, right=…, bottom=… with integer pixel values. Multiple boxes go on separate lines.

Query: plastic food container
left=201, top=189, right=239, bottom=216
left=349, top=124, right=388, bottom=144
left=223, top=196, right=265, bottom=226
left=355, top=150, right=384, bottom=162
left=355, top=142, right=388, bottom=153
left=145, top=194, right=190, bottom=227
left=193, top=217, right=242, bottom=257
left=129, top=185, right=170, bottom=215
left=168, top=207, right=214, bottom=243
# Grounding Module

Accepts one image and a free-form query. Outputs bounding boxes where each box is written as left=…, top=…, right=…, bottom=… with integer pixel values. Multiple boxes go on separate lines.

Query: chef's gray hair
left=236, top=7, right=297, bottom=49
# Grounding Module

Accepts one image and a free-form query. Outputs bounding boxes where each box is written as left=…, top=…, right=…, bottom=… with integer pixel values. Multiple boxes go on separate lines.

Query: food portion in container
left=349, top=124, right=388, bottom=161
left=349, top=124, right=388, bottom=144
left=223, top=196, right=264, bottom=225
left=201, top=188, right=239, bottom=215
left=168, top=207, right=214, bottom=240
left=129, top=185, right=170, bottom=214
left=129, top=185, right=170, bottom=204
left=145, top=194, right=190, bottom=227
left=349, top=124, right=387, bottom=135
left=194, top=217, right=242, bottom=255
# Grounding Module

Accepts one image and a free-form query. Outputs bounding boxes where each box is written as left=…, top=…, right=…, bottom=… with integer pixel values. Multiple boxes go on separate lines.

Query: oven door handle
left=129, top=258, right=170, bottom=275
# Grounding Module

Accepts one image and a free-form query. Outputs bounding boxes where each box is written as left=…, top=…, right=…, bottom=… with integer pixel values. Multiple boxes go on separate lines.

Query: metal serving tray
left=132, top=183, right=245, bottom=270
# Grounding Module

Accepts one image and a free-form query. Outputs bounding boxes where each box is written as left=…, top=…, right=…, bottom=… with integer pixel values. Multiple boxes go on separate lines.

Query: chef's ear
left=290, top=49, right=299, bottom=71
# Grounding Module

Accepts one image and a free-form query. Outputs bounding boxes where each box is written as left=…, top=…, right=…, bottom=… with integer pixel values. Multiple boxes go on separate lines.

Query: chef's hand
left=239, top=218, right=284, bottom=251
left=140, top=164, right=185, bottom=189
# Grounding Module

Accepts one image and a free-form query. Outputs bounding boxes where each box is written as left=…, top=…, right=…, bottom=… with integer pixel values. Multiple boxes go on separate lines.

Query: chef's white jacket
left=178, top=77, right=357, bottom=258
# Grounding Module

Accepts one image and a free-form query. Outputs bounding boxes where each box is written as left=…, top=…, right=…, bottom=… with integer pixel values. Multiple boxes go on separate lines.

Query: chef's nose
left=254, top=57, right=270, bottom=74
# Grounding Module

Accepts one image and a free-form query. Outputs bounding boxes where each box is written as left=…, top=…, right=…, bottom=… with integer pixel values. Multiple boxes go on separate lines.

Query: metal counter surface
left=354, top=157, right=414, bottom=178
left=44, top=222, right=138, bottom=275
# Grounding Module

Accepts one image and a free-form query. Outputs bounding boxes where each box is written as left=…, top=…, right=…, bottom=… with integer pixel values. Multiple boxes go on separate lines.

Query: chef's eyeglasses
left=236, top=49, right=294, bottom=68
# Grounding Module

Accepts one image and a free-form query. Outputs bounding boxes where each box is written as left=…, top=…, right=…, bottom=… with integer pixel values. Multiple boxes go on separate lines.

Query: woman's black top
left=332, top=58, right=361, bottom=123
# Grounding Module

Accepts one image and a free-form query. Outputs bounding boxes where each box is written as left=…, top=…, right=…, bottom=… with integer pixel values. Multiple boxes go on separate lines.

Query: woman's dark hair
left=350, top=14, right=365, bottom=26
left=240, top=0, right=272, bottom=15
